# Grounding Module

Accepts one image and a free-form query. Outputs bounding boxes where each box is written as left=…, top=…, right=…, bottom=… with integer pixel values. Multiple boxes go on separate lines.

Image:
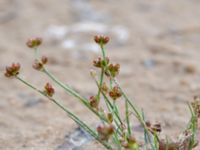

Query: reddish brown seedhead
left=32, top=56, right=48, bottom=71
left=93, top=57, right=110, bottom=68
left=26, top=37, right=42, bottom=48
left=97, top=124, right=114, bottom=141
left=109, top=86, right=122, bottom=100
left=105, top=63, right=120, bottom=77
left=145, top=121, right=162, bottom=133
left=44, top=83, right=55, bottom=97
left=94, top=35, right=110, bottom=45
left=5, top=63, right=21, bottom=78
left=89, top=96, right=99, bottom=109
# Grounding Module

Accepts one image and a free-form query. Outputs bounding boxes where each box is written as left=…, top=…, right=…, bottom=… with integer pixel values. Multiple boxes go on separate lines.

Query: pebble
left=57, top=127, right=92, bottom=150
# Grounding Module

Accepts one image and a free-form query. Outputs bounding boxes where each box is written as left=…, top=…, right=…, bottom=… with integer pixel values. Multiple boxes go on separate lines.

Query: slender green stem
left=97, top=43, right=107, bottom=101
left=16, top=76, right=111, bottom=149
left=109, top=78, right=113, bottom=89
left=51, top=98, right=110, bottom=149
left=100, top=43, right=106, bottom=61
left=112, top=101, right=123, bottom=129
left=165, top=136, right=169, bottom=150
left=16, top=76, right=41, bottom=93
left=42, top=68, right=107, bottom=122
left=99, top=43, right=156, bottom=149
left=34, top=47, right=39, bottom=60
left=43, top=68, right=88, bottom=105
left=142, top=111, right=155, bottom=150
left=97, top=68, right=104, bottom=101
left=153, top=131, right=158, bottom=150
left=92, top=75, right=123, bottom=133
left=99, top=43, right=140, bottom=124
left=188, top=103, right=197, bottom=149
left=113, top=77, right=157, bottom=150
left=142, top=112, right=149, bottom=149
left=112, top=78, right=145, bottom=126
left=113, top=131, right=122, bottom=150
left=125, top=100, right=131, bottom=136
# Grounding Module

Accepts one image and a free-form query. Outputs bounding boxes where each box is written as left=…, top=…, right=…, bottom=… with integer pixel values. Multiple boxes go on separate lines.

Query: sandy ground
left=0, top=0, right=200, bottom=149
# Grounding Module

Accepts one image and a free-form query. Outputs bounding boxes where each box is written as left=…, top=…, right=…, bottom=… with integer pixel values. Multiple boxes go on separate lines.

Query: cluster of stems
left=5, top=36, right=199, bottom=150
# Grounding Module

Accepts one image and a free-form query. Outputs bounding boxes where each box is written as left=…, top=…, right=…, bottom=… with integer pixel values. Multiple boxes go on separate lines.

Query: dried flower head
left=191, top=96, right=200, bottom=118
left=96, top=124, right=114, bottom=141
left=93, top=57, right=109, bottom=68
left=146, top=121, right=162, bottom=133
left=152, top=123, right=162, bottom=133
left=94, top=35, right=110, bottom=45
left=5, top=63, right=20, bottom=78
left=26, top=37, right=42, bottom=48
left=44, top=83, right=55, bottom=97
left=106, top=63, right=120, bottom=77
left=32, top=56, right=48, bottom=71
left=109, top=86, right=122, bottom=100
left=32, top=60, right=43, bottom=71
left=89, top=96, right=99, bottom=109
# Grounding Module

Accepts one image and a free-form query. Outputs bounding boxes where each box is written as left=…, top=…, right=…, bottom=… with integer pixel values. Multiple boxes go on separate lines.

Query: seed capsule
left=5, top=63, right=21, bottom=78
left=44, top=83, right=55, bottom=97
left=94, top=35, right=110, bottom=45
left=26, top=37, right=42, bottom=48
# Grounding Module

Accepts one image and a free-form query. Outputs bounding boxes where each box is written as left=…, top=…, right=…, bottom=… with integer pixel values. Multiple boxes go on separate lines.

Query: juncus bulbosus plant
left=5, top=35, right=199, bottom=150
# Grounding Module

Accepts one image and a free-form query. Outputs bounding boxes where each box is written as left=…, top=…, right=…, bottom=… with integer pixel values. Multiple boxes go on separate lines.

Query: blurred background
left=0, top=0, right=200, bottom=149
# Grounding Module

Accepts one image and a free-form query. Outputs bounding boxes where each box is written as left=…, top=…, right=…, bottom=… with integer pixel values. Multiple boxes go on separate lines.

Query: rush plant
left=5, top=36, right=199, bottom=150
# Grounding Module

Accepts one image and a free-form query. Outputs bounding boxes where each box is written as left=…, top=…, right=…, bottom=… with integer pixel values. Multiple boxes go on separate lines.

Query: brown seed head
left=151, top=123, right=162, bottom=133
left=97, top=124, right=114, bottom=141
left=106, top=63, right=120, bottom=77
left=109, top=86, right=122, bottom=100
left=5, top=63, right=20, bottom=78
left=32, top=60, right=43, bottom=71
left=93, top=57, right=109, bottom=68
left=26, top=37, right=42, bottom=48
left=32, top=56, right=48, bottom=71
left=89, top=96, right=99, bottom=109
left=93, top=57, right=102, bottom=68
left=94, top=35, right=110, bottom=45
left=44, top=83, right=55, bottom=97
left=146, top=121, right=162, bottom=133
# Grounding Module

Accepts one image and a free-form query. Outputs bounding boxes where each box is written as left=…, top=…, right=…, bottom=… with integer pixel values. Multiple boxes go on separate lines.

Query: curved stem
left=16, top=76, right=111, bottom=149
left=42, top=68, right=108, bottom=123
